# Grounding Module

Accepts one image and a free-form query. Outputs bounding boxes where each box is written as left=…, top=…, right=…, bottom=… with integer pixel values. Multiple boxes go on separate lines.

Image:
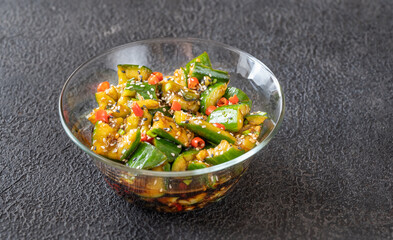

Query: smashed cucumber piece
left=148, top=106, right=171, bottom=117
left=95, top=91, right=115, bottom=109
left=189, top=62, right=229, bottom=84
left=204, top=140, right=245, bottom=165
left=92, top=121, right=141, bottom=162
left=185, top=52, right=212, bottom=74
left=161, top=80, right=200, bottom=101
left=245, top=112, right=269, bottom=126
left=127, top=142, right=167, bottom=170
left=124, top=79, right=158, bottom=100
left=117, top=64, right=152, bottom=85
left=223, top=86, right=252, bottom=108
left=237, top=125, right=263, bottom=152
left=172, top=150, right=199, bottom=171
left=187, top=161, right=209, bottom=170
left=153, top=137, right=182, bottom=162
left=134, top=100, right=160, bottom=109
left=148, top=112, right=193, bottom=147
left=174, top=111, right=236, bottom=144
left=207, top=103, right=250, bottom=132
left=200, top=82, right=227, bottom=114
left=161, top=80, right=200, bottom=113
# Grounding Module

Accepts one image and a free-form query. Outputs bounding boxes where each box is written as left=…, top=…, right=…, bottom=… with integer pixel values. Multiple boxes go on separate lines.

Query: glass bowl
left=59, top=38, right=285, bottom=212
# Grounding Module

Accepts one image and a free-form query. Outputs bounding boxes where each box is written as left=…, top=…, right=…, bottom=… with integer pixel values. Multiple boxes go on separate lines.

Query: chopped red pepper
left=141, top=133, right=153, bottom=143
left=171, top=101, right=182, bottom=111
left=95, top=109, right=110, bottom=123
left=148, top=72, right=163, bottom=85
left=132, top=102, right=144, bottom=117
left=217, top=97, right=229, bottom=107
left=173, top=203, right=183, bottom=211
left=153, top=72, right=163, bottom=81
left=213, top=123, right=225, bottom=130
left=191, top=137, right=205, bottom=149
left=187, top=77, right=199, bottom=89
left=97, top=81, right=110, bottom=92
left=228, top=94, right=239, bottom=104
left=205, top=105, right=217, bottom=116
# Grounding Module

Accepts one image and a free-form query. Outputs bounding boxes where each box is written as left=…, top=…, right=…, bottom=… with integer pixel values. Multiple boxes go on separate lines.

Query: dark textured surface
left=1, top=0, right=392, bottom=239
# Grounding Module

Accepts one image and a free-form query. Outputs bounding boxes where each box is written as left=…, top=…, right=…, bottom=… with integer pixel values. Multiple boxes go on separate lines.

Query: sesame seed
left=171, top=153, right=175, bottom=157
left=177, top=145, right=182, bottom=148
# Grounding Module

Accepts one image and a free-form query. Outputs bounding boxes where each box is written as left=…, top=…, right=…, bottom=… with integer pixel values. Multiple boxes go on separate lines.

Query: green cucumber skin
left=180, top=123, right=235, bottom=145
left=181, top=67, right=188, bottom=85
left=127, top=142, right=167, bottom=169
left=223, top=87, right=252, bottom=108
left=186, top=52, right=212, bottom=73
left=163, top=163, right=171, bottom=171
left=207, top=105, right=245, bottom=132
left=147, top=128, right=184, bottom=146
left=187, top=161, right=208, bottom=170
left=118, top=64, right=152, bottom=79
left=245, top=112, right=269, bottom=125
left=125, top=79, right=158, bottom=100
left=205, top=147, right=245, bottom=165
left=120, top=129, right=141, bottom=161
left=204, top=142, right=217, bottom=149
left=190, top=62, right=229, bottom=83
left=153, top=138, right=182, bottom=162
left=148, top=106, right=172, bottom=117
left=172, top=150, right=199, bottom=171
left=118, top=64, right=152, bottom=71
left=181, top=88, right=200, bottom=101
left=200, top=82, right=227, bottom=113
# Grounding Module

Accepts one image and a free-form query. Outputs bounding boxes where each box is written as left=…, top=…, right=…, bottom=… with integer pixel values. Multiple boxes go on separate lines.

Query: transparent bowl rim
left=58, top=37, right=285, bottom=177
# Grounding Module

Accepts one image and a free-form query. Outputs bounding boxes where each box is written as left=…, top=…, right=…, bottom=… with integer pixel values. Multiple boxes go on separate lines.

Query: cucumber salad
left=87, top=52, right=269, bottom=171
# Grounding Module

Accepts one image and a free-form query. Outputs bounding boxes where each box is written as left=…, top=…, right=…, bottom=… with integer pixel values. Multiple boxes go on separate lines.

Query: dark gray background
left=1, top=0, right=392, bottom=239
